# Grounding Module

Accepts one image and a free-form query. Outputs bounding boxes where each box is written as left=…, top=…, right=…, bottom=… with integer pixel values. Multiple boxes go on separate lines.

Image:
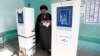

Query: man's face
left=41, top=9, right=47, bottom=14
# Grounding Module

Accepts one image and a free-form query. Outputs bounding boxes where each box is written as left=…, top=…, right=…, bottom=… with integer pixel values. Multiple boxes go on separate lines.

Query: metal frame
left=0, top=34, right=6, bottom=50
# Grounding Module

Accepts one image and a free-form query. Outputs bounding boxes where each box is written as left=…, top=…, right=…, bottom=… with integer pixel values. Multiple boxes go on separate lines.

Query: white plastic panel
left=16, top=7, right=35, bottom=37
left=51, top=1, right=80, bottom=56
left=18, top=36, right=35, bottom=50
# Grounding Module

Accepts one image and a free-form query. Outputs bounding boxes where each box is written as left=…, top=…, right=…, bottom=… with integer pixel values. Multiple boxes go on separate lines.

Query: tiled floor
left=34, top=46, right=100, bottom=56
left=77, top=48, right=100, bottom=56
left=34, top=45, right=50, bottom=56
left=7, top=39, right=100, bottom=56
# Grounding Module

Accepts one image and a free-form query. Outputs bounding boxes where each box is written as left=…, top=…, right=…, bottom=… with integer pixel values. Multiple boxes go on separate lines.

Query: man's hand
left=46, top=20, right=51, bottom=23
left=46, top=20, right=51, bottom=25
left=39, top=20, right=45, bottom=26
left=41, top=20, right=45, bottom=23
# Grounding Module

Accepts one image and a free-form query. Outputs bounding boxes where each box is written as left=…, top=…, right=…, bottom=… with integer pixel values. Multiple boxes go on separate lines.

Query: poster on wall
left=57, top=6, right=73, bottom=27
left=82, top=0, right=100, bottom=24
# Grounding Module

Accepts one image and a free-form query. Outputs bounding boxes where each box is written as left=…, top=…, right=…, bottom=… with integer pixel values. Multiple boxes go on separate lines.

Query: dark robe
left=35, top=13, right=51, bottom=51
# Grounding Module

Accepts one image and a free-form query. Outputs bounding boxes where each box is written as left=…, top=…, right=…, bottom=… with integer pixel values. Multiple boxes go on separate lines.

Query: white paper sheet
left=42, top=21, right=50, bottom=27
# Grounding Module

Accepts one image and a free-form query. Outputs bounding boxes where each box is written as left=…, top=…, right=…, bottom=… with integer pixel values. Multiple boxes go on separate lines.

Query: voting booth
left=51, top=0, right=80, bottom=56
left=16, top=7, right=36, bottom=56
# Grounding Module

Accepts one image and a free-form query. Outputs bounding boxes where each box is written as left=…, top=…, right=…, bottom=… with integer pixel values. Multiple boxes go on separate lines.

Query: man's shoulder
left=38, top=13, right=42, bottom=16
left=37, top=14, right=42, bottom=17
left=47, top=13, right=51, bottom=16
left=47, top=13, right=51, bottom=15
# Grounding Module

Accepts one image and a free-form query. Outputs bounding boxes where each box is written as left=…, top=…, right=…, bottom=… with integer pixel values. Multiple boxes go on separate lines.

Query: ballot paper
left=42, top=21, right=50, bottom=27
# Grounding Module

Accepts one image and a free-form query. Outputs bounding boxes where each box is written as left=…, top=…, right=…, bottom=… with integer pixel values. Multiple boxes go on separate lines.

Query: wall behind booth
left=0, top=0, right=24, bottom=42
left=24, top=0, right=51, bottom=21
left=78, top=0, right=100, bottom=52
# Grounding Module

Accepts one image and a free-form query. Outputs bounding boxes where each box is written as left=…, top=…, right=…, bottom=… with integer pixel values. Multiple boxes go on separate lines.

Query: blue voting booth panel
left=57, top=6, right=73, bottom=27
left=18, top=12, right=24, bottom=24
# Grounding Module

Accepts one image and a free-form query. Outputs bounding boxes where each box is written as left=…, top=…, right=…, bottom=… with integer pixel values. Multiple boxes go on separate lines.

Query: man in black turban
left=35, top=5, right=51, bottom=53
